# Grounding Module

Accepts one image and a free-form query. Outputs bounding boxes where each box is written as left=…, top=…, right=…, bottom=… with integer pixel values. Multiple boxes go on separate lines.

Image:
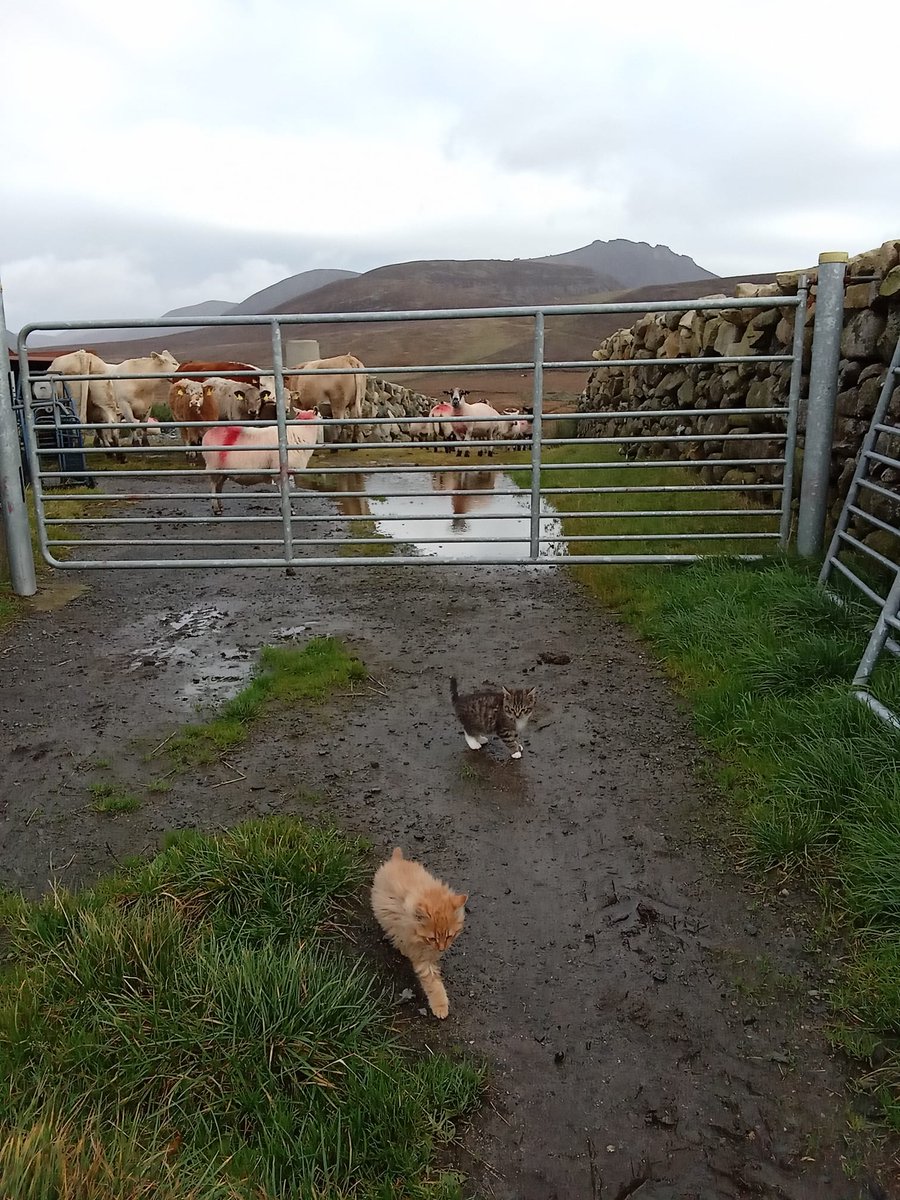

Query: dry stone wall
left=578, top=241, right=900, bottom=554
left=317, top=377, right=435, bottom=443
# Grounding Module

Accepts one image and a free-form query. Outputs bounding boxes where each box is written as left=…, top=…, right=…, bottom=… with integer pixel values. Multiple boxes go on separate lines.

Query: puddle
left=311, top=469, right=564, bottom=560
left=118, top=603, right=255, bottom=706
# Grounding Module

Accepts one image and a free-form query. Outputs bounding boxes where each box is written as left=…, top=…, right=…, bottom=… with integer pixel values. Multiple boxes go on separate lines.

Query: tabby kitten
left=370, top=847, right=468, bottom=1019
left=450, top=676, right=537, bottom=759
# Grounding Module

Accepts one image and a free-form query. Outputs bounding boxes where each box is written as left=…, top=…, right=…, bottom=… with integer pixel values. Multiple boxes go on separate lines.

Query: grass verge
left=0, top=817, right=482, bottom=1199
left=531, top=441, right=779, bottom=576
left=166, top=636, right=366, bottom=767
left=1, top=489, right=98, bottom=628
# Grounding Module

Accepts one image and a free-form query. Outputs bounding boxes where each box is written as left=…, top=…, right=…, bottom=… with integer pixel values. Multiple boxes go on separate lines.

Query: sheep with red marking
left=427, top=401, right=458, bottom=450
left=200, top=407, right=323, bottom=515
left=446, top=386, right=501, bottom=457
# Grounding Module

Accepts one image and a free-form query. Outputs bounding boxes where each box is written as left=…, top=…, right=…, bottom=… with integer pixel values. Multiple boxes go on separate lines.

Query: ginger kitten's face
left=415, top=892, right=468, bottom=952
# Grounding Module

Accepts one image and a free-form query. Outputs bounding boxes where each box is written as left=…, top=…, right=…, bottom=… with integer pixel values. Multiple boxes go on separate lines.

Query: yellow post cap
left=818, top=251, right=849, bottom=263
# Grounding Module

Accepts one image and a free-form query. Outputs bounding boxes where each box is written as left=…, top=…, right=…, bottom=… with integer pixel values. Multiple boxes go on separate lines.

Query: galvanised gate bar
left=15, top=292, right=807, bottom=570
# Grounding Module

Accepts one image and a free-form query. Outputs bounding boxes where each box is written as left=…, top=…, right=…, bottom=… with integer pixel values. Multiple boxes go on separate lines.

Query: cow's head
left=153, top=350, right=180, bottom=371
left=240, top=386, right=262, bottom=419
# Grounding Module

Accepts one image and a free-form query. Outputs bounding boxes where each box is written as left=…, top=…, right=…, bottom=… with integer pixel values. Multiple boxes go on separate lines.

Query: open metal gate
left=16, top=294, right=807, bottom=570
left=821, top=334, right=900, bottom=725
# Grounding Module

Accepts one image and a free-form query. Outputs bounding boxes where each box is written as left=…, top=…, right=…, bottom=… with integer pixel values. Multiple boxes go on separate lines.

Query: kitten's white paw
left=464, top=733, right=483, bottom=751
left=511, top=749, right=523, bottom=760
left=431, top=999, right=450, bottom=1019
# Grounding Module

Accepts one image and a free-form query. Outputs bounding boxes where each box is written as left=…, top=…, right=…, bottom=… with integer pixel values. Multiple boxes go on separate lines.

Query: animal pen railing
left=7, top=293, right=809, bottom=571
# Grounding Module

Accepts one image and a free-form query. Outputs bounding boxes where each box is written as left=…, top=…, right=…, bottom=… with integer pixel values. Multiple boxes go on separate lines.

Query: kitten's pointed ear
left=414, top=905, right=428, bottom=922
left=391, top=847, right=404, bottom=861
left=454, top=893, right=469, bottom=907
left=527, top=687, right=537, bottom=701
left=501, top=687, right=511, bottom=699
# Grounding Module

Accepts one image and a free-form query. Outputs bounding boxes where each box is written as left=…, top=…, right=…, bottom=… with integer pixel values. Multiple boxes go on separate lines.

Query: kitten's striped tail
left=449, top=676, right=459, bottom=703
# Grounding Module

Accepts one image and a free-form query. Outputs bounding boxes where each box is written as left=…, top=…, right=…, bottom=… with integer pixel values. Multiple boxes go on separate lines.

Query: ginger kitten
left=450, top=676, right=537, bottom=758
left=370, top=848, right=468, bottom=1019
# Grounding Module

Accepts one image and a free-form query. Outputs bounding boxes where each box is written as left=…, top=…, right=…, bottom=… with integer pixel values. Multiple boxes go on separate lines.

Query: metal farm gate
left=9, top=294, right=808, bottom=572
left=821, top=331, right=900, bottom=726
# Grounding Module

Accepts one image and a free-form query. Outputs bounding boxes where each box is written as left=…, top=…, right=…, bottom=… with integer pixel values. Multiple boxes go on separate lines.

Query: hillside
left=533, top=238, right=717, bottom=287
left=161, top=300, right=233, bottom=320
left=227, top=269, right=360, bottom=315
left=269, top=258, right=624, bottom=315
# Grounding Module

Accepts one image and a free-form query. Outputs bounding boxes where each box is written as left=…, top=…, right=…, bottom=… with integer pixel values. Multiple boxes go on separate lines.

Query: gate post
left=0, top=281, right=37, bottom=597
left=796, top=251, right=847, bottom=557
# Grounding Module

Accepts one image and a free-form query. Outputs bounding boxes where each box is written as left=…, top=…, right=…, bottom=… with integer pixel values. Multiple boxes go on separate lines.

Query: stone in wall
left=353, top=376, right=436, bottom=444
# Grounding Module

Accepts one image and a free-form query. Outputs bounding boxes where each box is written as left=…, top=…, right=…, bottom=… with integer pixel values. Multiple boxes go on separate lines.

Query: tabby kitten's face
left=501, top=686, right=537, bottom=727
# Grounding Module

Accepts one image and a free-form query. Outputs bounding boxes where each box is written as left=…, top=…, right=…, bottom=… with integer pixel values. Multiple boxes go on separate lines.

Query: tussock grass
left=88, top=782, right=141, bottom=815
left=168, top=637, right=366, bottom=767
left=0, top=818, right=482, bottom=1199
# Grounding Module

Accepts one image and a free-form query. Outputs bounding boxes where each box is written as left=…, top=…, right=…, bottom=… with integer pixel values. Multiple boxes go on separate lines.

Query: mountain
left=227, top=269, right=360, bottom=316
left=160, top=299, right=233, bottom=319
left=32, top=246, right=733, bottom=407
left=532, top=238, right=717, bottom=288
left=269, top=258, right=623, bottom=315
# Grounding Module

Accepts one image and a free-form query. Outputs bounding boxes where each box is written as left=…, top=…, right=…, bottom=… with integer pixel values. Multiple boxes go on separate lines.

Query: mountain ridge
left=532, top=238, right=717, bottom=288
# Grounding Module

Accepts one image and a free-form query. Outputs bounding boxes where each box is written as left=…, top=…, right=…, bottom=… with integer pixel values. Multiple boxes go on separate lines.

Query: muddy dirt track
left=0, top=478, right=895, bottom=1199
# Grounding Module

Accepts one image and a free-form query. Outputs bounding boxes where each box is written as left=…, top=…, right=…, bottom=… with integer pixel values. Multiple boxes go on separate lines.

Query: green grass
left=167, top=637, right=366, bottom=767
left=0, top=489, right=98, bottom=626
left=88, top=782, right=141, bottom=815
left=336, top=517, right=403, bottom=558
left=531, top=441, right=779, bottom=586
left=0, top=818, right=482, bottom=1199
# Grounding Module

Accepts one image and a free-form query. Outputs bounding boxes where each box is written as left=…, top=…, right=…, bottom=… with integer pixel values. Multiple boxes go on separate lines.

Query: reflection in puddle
left=312, top=469, right=563, bottom=560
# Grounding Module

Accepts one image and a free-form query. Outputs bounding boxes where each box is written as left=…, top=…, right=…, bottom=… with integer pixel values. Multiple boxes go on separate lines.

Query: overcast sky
left=2, top=0, right=899, bottom=332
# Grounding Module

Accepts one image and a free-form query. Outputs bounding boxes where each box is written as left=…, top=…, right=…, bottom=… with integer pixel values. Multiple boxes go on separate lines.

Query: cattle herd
left=40, top=348, right=533, bottom=513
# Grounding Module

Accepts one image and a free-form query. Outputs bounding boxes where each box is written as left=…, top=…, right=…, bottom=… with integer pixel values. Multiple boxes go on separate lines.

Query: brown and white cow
left=168, top=380, right=212, bottom=461
left=175, top=360, right=263, bottom=389
left=285, top=354, right=367, bottom=444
